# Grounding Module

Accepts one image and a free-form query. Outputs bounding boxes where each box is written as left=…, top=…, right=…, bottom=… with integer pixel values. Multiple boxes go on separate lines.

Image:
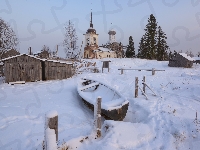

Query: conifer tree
left=126, top=36, right=135, bottom=58
left=138, top=14, right=170, bottom=60
left=144, top=14, right=157, bottom=59
left=137, top=35, right=145, bottom=58
left=156, top=26, right=169, bottom=61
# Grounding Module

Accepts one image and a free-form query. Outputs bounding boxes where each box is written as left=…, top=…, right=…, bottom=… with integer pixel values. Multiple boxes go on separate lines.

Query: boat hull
left=82, top=98, right=129, bottom=121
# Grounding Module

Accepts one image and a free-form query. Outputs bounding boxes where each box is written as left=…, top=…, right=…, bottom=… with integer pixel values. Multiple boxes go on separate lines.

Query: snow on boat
left=77, top=78, right=129, bottom=121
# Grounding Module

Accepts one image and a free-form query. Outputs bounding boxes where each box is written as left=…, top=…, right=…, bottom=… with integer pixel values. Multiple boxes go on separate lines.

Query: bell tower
left=83, top=11, right=99, bottom=58
left=108, top=30, right=116, bottom=44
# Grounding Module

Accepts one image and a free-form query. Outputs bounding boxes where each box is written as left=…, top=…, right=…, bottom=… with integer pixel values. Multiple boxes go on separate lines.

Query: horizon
left=1, top=0, right=200, bottom=57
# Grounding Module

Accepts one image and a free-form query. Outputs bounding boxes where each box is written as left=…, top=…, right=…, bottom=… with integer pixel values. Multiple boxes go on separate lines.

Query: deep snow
left=0, top=58, right=200, bottom=150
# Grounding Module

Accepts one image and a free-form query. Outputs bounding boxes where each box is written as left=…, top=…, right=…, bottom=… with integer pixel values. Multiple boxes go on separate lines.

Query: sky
left=1, top=0, right=200, bottom=57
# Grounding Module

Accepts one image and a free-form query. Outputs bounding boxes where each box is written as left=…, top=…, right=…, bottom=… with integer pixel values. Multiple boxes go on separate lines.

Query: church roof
left=108, top=30, right=116, bottom=35
left=86, top=11, right=97, bottom=34
left=87, top=28, right=96, bottom=34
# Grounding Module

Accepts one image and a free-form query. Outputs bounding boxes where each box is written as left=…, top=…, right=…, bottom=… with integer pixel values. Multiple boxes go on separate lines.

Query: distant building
left=108, top=30, right=116, bottom=43
left=83, top=12, right=123, bottom=59
left=101, top=41, right=124, bottom=58
left=83, top=12, right=99, bottom=59
left=193, top=57, right=200, bottom=64
left=94, top=47, right=117, bottom=59
left=168, top=53, right=194, bottom=68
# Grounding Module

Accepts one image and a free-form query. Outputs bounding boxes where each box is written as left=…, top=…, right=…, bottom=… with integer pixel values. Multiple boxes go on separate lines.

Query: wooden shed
left=2, top=54, right=74, bottom=83
left=2, top=54, right=43, bottom=83
left=168, top=53, right=194, bottom=68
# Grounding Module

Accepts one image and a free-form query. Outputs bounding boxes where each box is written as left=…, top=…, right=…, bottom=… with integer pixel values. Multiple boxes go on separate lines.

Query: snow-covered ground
left=0, top=58, right=200, bottom=150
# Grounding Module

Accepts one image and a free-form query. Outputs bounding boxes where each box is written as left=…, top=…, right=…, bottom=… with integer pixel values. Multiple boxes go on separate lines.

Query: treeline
left=126, top=14, right=170, bottom=61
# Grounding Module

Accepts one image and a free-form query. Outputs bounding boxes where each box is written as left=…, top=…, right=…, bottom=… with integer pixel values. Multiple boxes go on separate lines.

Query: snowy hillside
left=0, top=58, right=200, bottom=150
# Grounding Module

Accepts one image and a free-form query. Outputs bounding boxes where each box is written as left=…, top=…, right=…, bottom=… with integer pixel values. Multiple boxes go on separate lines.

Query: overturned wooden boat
left=77, top=78, right=129, bottom=121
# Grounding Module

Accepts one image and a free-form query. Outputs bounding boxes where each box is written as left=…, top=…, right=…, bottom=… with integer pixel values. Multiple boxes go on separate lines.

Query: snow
left=46, top=59, right=73, bottom=64
left=0, top=58, right=200, bottom=149
left=98, top=47, right=111, bottom=52
left=179, top=53, right=195, bottom=61
left=0, top=53, right=72, bottom=64
left=45, top=128, right=57, bottom=150
left=193, top=57, right=200, bottom=60
left=1, top=53, right=46, bottom=61
left=78, top=81, right=99, bottom=91
left=46, top=110, right=58, bottom=118
left=77, top=78, right=128, bottom=110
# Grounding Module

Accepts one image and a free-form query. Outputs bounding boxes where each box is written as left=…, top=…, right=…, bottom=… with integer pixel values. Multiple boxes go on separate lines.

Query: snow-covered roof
left=94, top=47, right=114, bottom=53
left=192, top=57, right=200, bottom=61
left=98, top=47, right=111, bottom=52
left=1, top=54, right=73, bottom=64
left=179, top=53, right=195, bottom=61
left=46, top=59, right=73, bottom=64
left=1, top=53, right=46, bottom=61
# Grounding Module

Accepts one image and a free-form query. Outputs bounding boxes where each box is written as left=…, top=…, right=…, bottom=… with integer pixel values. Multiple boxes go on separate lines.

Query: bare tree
left=198, top=52, right=200, bottom=57
left=39, top=45, right=51, bottom=59
left=186, top=50, right=194, bottom=57
left=0, top=18, right=18, bottom=59
left=63, top=20, right=80, bottom=59
left=1, top=49, right=20, bottom=59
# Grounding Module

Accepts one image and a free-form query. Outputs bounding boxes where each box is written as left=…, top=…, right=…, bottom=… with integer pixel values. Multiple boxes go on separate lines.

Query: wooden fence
left=118, top=68, right=165, bottom=75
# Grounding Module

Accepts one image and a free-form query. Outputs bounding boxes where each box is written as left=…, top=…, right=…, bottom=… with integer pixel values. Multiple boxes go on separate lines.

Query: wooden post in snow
left=94, top=97, right=101, bottom=138
left=135, top=77, right=138, bottom=98
left=121, top=69, right=123, bottom=75
left=152, top=68, right=155, bottom=75
left=45, top=110, right=58, bottom=144
left=143, top=76, right=145, bottom=94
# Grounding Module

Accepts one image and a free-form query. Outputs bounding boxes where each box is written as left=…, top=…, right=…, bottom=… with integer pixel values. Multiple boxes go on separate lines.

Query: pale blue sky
left=1, top=0, right=200, bottom=57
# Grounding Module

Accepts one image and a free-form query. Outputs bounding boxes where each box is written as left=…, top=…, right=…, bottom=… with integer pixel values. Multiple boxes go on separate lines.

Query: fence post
left=135, top=77, right=138, bottom=98
left=121, top=69, right=123, bottom=75
left=44, top=110, right=58, bottom=150
left=94, top=97, right=102, bottom=138
left=143, top=76, right=145, bottom=94
left=152, top=68, right=155, bottom=75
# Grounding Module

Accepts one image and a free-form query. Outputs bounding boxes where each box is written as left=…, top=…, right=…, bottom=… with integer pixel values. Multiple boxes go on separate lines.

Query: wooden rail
left=118, top=68, right=165, bottom=75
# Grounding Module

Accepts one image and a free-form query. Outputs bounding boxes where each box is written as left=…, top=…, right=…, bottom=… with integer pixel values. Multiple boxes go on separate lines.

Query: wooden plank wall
left=4, top=55, right=42, bottom=83
left=168, top=54, right=193, bottom=68
left=44, top=61, right=73, bottom=81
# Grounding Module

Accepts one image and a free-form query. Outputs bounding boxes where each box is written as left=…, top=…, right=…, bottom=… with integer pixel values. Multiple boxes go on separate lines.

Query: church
left=83, top=12, right=123, bottom=59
